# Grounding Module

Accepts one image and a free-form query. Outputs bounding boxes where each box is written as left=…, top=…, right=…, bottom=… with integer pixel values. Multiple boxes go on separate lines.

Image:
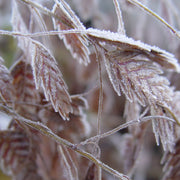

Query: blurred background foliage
left=0, top=171, right=11, bottom=180
left=0, top=0, right=17, bottom=68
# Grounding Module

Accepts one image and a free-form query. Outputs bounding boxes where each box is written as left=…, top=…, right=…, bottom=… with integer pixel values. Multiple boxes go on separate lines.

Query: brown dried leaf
left=151, top=105, right=176, bottom=152
left=31, top=40, right=72, bottom=120
left=162, top=139, right=180, bottom=180
left=52, top=0, right=90, bottom=65
left=0, top=57, right=14, bottom=104
left=38, top=96, right=90, bottom=140
left=88, top=29, right=179, bottom=151
left=37, top=104, right=91, bottom=180
left=149, top=91, right=180, bottom=152
left=87, top=29, right=179, bottom=108
left=10, top=57, right=40, bottom=114
left=87, top=28, right=180, bottom=71
left=0, top=129, right=42, bottom=180
left=104, top=49, right=173, bottom=107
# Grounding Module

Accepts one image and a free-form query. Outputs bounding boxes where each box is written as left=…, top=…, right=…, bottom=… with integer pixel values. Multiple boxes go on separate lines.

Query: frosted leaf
left=86, top=28, right=179, bottom=107
left=31, top=40, right=72, bottom=120
left=39, top=95, right=91, bottom=138
left=0, top=130, right=29, bottom=174
left=0, top=57, right=14, bottom=104
left=87, top=28, right=178, bottom=152
left=151, top=105, right=176, bottom=152
left=10, top=57, right=40, bottom=114
left=103, top=50, right=172, bottom=107
left=87, top=28, right=180, bottom=71
left=52, top=0, right=90, bottom=65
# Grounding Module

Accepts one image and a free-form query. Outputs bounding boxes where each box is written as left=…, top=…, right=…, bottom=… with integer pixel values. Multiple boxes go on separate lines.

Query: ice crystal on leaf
left=87, top=29, right=177, bottom=107
left=52, top=0, right=90, bottom=65
left=31, top=40, right=72, bottom=120
left=87, top=28, right=180, bottom=72
left=87, top=28, right=179, bottom=151
left=151, top=105, right=176, bottom=152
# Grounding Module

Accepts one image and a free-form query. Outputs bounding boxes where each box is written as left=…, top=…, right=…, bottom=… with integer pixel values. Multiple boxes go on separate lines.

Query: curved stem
left=0, top=105, right=130, bottom=180
left=81, top=115, right=176, bottom=145
left=128, top=0, right=180, bottom=39
left=113, top=0, right=125, bottom=34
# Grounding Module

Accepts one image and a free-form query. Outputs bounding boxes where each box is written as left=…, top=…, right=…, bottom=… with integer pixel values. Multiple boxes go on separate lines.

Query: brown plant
left=0, top=0, right=180, bottom=180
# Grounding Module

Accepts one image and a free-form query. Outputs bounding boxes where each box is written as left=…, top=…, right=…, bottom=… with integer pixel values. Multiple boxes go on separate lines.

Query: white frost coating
left=87, top=28, right=180, bottom=72
left=152, top=120, right=160, bottom=146
left=52, top=2, right=90, bottom=66
left=87, top=28, right=152, bottom=51
left=30, top=40, right=72, bottom=120
left=53, top=0, right=85, bottom=30
left=31, top=42, right=41, bottom=90
left=103, top=56, right=121, bottom=96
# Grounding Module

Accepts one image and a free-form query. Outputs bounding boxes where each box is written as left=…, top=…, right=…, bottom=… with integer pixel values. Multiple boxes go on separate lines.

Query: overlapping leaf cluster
left=0, top=0, right=180, bottom=179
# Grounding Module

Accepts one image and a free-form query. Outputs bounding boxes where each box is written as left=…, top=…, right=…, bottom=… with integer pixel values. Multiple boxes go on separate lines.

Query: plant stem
left=113, top=0, right=125, bottom=34
left=0, top=105, right=130, bottom=180
left=128, top=0, right=180, bottom=39
left=80, top=115, right=176, bottom=145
